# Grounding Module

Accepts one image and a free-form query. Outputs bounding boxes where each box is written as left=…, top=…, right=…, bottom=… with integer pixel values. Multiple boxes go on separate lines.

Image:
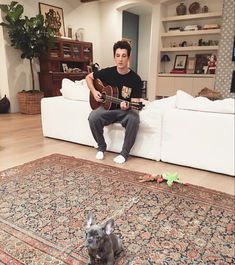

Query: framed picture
left=62, top=63, right=68, bottom=72
left=39, top=2, right=65, bottom=37
left=194, top=54, right=211, bottom=74
left=186, top=57, right=196, bottom=74
left=173, top=55, right=188, bottom=70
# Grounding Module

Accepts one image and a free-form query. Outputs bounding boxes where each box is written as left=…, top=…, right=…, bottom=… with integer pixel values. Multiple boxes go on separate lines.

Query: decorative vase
left=76, top=28, right=84, bottom=41
left=176, top=3, right=187, bottom=15
left=67, top=25, right=72, bottom=38
left=0, top=95, right=10, bottom=113
left=202, top=5, right=209, bottom=13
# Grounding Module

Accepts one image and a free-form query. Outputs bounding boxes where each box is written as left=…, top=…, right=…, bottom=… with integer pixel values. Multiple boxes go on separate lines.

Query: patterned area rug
left=0, top=154, right=234, bottom=264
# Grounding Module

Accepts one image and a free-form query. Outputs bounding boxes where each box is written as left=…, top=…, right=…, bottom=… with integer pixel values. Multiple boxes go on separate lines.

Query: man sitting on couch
left=85, top=40, right=143, bottom=164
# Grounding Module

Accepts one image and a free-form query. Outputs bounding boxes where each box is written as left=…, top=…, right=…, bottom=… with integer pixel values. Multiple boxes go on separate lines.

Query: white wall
left=0, top=10, right=9, bottom=100
left=99, top=1, right=123, bottom=68
left=0, top=0, right=39, bottom=112
left=148, top=4, right=160, bottom=101
left=138, top=14, right=151, bottom=81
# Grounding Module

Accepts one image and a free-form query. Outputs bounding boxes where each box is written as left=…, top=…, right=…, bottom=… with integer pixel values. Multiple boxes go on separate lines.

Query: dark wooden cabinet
left=39, top=37, right=93, bottom=97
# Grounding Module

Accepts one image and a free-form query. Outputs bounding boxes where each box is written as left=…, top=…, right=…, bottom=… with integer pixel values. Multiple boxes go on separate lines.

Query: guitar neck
left=104, top=94, right=144, bottom=110
left=104, top=95, right=123, bottom=104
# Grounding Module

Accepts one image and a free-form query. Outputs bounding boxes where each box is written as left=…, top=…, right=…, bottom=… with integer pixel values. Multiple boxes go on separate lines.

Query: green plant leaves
left=0, top=2, right=23, bottom=23
left=0, top=1, right=55, bottom=90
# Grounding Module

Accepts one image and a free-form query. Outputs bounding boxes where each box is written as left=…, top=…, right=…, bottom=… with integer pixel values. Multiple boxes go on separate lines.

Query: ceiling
left=127, top=5, right=152, bottom=15
left=80, top=0, right=152, bottom=15
left=80, top=0, right=98, bottom=3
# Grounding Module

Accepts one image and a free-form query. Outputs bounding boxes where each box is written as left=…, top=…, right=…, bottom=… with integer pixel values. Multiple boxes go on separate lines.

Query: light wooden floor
left=0, top=113, right=234, bottom=195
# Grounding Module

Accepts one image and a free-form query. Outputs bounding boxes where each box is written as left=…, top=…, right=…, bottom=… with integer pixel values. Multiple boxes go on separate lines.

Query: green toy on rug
left=139, top=172, right=184, bottom=187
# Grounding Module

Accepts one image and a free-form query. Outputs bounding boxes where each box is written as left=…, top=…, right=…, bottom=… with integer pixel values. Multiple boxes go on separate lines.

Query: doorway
left=121, top=4, right=152, bottom=85
left=122, top=11, right=139, bottom=72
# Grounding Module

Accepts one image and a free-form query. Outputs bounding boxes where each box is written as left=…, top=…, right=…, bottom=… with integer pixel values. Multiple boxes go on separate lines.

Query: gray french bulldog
left=85, top=212, right=123, bottom=265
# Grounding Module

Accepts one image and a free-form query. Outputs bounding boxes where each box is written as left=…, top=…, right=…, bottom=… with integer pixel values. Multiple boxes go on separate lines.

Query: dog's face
left=85, top=212, right=114, bottom=250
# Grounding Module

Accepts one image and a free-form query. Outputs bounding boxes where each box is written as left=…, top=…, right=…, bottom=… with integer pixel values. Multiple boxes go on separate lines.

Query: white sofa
left=41, top=79, right=162, bottom=161
left=41, top=79, right=235, bottom=176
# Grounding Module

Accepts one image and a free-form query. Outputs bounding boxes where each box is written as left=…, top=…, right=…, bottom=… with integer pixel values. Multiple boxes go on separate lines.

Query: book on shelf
left=168, top=27, right=182, bottom=32
left=170, top=69, right=186, bottom=74
left=60, top=36, right=72, bottom=40
left=50, top=52, right=59, bottom=57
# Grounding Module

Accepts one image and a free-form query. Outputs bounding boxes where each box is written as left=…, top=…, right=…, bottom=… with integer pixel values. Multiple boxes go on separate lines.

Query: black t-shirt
left=93, top=66, right=142, bottom=109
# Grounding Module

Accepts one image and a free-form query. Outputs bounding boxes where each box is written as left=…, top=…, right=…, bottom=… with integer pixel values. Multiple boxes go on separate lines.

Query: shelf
left=161, top=12, right=222, bottom=22
left=39, top=38, right=93, bottom=97
left=160, top=45, right=219, bottom=52
left=157, top=1, right=221, bottom=97
left=161, top=29, right=221, bottom=37
left=158, top=73, right=215, bottom=78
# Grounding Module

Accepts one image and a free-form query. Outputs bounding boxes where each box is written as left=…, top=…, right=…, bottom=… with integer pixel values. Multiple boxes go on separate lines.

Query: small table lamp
left=161, top=54, right=170, bottom=73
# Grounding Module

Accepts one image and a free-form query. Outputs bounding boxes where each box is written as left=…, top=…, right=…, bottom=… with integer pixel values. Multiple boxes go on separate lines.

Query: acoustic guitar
left=90, top=79, right=144, bottom=110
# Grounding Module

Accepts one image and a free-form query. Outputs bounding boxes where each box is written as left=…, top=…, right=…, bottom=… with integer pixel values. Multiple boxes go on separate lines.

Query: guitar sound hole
left=101, top=92, right=106, bottom=102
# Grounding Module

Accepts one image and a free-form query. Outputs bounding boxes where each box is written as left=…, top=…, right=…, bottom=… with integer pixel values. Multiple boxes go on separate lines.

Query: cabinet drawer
left=174, top=77, right=193, bottom=94
left=157, top=76, right=174, bottom=96
left=156, top=75, right=215, bottom=98
left=192, top=77, right=215, bottom=96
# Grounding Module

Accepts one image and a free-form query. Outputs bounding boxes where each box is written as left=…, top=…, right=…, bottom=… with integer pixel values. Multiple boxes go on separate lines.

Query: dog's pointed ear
left=86, top=212, right=95, bottom=228
left=104, top=218, right=114, bottom=235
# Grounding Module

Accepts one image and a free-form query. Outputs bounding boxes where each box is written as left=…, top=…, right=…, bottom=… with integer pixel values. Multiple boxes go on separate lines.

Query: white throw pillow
left=176, top=90, right=235, bottom=114
left=75, top=79, right=87, bottom=87
left=146, top=95, right=176, bottom=110
left=176, top=90, right=194, bottom=109
left=60, top=78, right=89, bottom=101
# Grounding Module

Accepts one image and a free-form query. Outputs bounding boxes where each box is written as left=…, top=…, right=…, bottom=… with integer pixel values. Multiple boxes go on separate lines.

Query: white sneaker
left=96, top=151, right=104, bottom=160
left=113, top=155, right=126, bottom=164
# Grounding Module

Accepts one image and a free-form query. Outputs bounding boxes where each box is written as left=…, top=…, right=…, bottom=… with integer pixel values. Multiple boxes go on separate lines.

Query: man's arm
left=120, top=98, right=142, bottom=110
left=85, top=73, right=102, bottom=102
left=131, top=98, right=141, bottom=103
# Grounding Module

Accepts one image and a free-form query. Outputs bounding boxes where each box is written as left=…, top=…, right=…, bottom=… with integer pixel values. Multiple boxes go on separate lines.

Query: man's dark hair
left=113, top=40, right=131, bottom=57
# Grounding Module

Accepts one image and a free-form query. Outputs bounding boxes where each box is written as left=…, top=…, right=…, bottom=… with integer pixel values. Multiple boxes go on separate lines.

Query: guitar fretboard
left=103, top=94, right=141, bottom=109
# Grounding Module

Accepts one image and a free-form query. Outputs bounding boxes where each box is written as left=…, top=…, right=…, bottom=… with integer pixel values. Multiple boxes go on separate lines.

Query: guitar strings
left=103, top=94, right=143, bottom=110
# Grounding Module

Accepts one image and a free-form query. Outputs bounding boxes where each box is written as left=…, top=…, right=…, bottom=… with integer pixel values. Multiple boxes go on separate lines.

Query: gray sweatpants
left=88, top=107, right=140, bottom=159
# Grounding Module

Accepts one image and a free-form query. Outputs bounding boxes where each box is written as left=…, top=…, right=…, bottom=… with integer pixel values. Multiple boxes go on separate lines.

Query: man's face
left=114, top=48, right=130, bottom=70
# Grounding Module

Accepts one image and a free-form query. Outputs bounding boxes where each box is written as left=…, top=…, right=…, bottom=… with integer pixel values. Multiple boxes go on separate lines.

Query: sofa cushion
left=60, top=78, right=89, bottom=101
left=146, top=96, right=176, bottom=110
left=176, top=90, right=235, bottom=114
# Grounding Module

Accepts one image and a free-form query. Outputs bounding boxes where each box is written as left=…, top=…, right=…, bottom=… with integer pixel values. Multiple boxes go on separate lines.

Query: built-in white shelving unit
left=156, top=0, right=223, bottom=98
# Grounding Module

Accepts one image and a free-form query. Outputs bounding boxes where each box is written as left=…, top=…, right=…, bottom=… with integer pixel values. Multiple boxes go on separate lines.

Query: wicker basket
left=17, top=91, right=44, bottom=114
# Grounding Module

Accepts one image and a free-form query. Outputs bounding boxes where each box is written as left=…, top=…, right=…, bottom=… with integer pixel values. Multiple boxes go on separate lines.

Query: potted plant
left=0, top=1, right=54, bottom=114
